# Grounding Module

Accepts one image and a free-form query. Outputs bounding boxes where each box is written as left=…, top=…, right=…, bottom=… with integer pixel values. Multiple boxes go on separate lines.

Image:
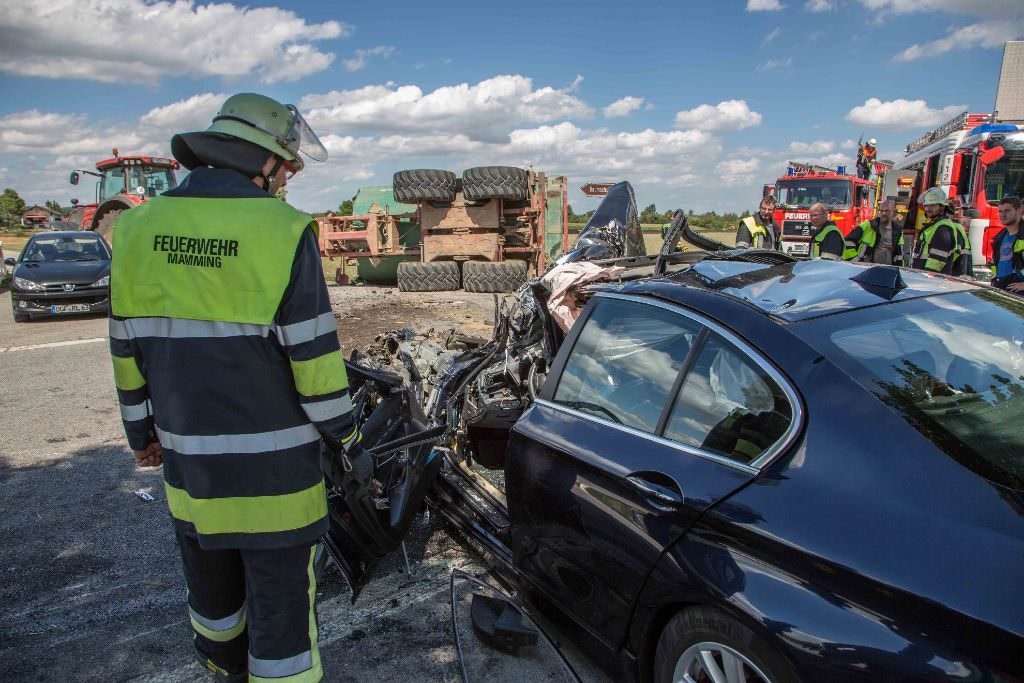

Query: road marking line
left=0, top=337, right=106, bottom=353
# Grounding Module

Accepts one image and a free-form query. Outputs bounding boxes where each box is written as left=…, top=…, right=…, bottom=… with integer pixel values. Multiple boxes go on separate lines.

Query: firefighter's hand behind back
left=133, top=442, right=163, bottom=468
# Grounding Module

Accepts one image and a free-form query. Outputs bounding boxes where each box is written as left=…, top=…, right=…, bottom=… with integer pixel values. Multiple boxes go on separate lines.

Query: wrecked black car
left=321, top=187, right=1024, bottom=683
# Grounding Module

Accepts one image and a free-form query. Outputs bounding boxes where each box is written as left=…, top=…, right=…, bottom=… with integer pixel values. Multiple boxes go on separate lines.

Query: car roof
left=28, top=231, right=102, bottom=239
left=601, top=258, right=978, bottom=323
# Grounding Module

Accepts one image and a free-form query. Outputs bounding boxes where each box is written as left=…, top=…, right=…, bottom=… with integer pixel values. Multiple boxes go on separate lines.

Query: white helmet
left=919, top=187, right=949, bottom=207
left=867, top=138, right=877, bottom=147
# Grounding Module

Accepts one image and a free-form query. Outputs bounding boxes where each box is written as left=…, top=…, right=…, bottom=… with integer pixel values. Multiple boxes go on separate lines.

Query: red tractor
left=69, top=148, right=180, bottom=242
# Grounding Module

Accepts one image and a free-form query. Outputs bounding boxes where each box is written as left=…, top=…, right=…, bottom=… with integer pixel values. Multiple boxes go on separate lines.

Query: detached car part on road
left=7, top=231, right=111, bottom=322
left=319, top=193, right=1024, bottom=682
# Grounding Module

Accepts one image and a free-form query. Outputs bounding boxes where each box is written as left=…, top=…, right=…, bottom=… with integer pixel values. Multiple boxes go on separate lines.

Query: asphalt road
left=0, top=285, right=609, bottom=683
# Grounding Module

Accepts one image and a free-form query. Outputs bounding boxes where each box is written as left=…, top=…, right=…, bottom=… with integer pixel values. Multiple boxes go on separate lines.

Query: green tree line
left=569, top=203, right=750, bottom=231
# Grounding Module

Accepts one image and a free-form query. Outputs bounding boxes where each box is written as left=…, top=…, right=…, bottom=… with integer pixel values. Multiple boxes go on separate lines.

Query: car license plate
left=787, top=243, right=809, bottom=255
left=52, top=304, right=90, bottom=314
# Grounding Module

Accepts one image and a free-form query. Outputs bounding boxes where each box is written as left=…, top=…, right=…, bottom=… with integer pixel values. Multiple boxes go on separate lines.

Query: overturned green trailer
left=317, top=166, right=569, bottom=292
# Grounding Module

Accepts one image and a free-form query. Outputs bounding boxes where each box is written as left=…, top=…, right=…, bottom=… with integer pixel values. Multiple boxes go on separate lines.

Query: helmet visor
left=283, top=106, right=328, bottom=164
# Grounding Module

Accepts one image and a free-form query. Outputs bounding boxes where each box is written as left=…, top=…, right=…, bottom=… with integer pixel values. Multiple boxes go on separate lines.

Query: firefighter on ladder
left=911, top=187, right=971, bottom=276
left=735, top=195, right=781, bottom=250
left=110, top=93, right=369, bottom=682
left=857, top=138, right=877, bottom=180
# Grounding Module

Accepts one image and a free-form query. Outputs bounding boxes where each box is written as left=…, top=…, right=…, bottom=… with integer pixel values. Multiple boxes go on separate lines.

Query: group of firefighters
left=735, top=187, right=1024, bottom=293
left=106, top=92, right=1024, bottom=683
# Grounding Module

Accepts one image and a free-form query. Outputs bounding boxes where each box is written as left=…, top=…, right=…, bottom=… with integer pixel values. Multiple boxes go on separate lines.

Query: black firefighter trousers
left=175, top=527, right=322, bottom=681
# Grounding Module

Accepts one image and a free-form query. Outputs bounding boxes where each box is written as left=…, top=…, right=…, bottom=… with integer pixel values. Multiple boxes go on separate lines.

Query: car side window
left=554, top=299, right=700, bottom=432
left=664, top=333, right=792, bottom=464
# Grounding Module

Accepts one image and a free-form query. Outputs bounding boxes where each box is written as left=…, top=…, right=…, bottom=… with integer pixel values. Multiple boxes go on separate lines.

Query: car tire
left=462, top=166, right=530, bottom=201
left=396, top=261, right=460, bottom=292
left=653, top=607, right=799, bottom=683
left=393, top=169, right=458, bottom=204
left=96, top=209, right=122, bottom=244
left=462, top=260, right=528, bottom=293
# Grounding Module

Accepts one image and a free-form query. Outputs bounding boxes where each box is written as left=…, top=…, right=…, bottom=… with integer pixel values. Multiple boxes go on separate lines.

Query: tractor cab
left=69, top=149, right=179, bottom=240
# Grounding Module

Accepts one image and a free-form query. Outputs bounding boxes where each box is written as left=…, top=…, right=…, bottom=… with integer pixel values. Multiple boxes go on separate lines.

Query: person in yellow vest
left=735, top=195, right=780, bottom=250
left=808, top=202, right=844, bottom=260
left=110, top=93, right=363, bottom=682
left=842, top=199, right=905, bottom=265
left=911, top=187, right=971, bottom=276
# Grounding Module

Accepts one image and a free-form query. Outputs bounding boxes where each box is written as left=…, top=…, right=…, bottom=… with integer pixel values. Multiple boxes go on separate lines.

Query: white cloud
left=805, top=0, right=835, bottom=10
left=858, top=0, right=1022, bottom=17
left=0, top=0, right=347, bottom=84
left=716, top=158, right=761, bottom=187
left=840, top=139, right=857, bottom=149
left=301, top=75, right=593, bottom=143
left=343, top=46, right=397, bottom=72
left=603, top=97, right=645, bottom=118
left=893, top=19, right=1024, bottom=61
left=716, top=158, right=760, bottom=175
left=674, top=100, right=763, bottom=132
left=763, top=27, right=782, bottom=43
left=138, top=93, right=227, bottom=132
left=845, top=97, right=967, bottom=129
left=757, top=57, right=793, bottom=71
left=747, top=0, right=784, bottom=10
left=787, top=140, right=836, bottom=155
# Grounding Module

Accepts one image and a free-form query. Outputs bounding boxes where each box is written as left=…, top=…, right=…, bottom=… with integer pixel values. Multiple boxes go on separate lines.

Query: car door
left=505, top=292, right=800, bottom=650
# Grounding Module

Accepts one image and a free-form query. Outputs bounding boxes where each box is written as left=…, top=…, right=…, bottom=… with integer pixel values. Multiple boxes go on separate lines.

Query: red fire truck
left=882, top=113, right=1024, bottom=278
left=771, top=161, right=876, bottom=257
left=881, top=42, right=1024, bottom=277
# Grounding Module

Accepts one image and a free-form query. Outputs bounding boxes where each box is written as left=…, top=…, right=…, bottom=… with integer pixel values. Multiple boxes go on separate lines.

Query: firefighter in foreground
left=735, top=195, right=780, bottom=250
left=110, top=93, right=366, bottom=682
left=857, top=138, right=877, bottom=180
left=911, top=187, right=971, bottom=275
left=808, top=202, right=844, bottom=260
left=843, top=199, right=904, bottom=265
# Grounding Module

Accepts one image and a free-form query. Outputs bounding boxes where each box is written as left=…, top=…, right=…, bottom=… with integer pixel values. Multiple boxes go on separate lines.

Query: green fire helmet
left=209, top=93, right=327, bottom=172
left=919, top=187, right=949, bottom=207
left=172, top=93, right=327, bottom=173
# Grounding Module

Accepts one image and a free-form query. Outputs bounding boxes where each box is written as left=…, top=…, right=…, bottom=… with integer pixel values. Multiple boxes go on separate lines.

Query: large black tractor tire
left=653, top=606, right=799, bottom=683
left=461, top=260, right=528, bottom=293
left=393, top=169, right=458, bottom=204
left=461, top=166, right=529, bottom=201
left=95, top=210, right=122, bottom=245
left=396, top=261, right=460, bottom=292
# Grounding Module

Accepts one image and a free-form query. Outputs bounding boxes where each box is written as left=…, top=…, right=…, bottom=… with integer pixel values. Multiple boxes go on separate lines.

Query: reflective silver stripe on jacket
left=819, top=252, right=840, bottom=261
left=119, top=399, right=151, bottom=422
left=301, top=394, right=353, bottom=423
left=249, top=651, right=313, bottom=678
left=189, top=604, right=245, bottom=633
left=155, top=424, right=320, bottom=455
left=111, top=318, right=272, bottom=340
left=274, top=312, right=337, bottom=347
left=929, top=248, right=950, bottom=258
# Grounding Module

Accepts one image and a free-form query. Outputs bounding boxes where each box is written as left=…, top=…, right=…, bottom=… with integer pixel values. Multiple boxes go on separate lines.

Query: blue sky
left=1, top=0, right=1021, bottom=214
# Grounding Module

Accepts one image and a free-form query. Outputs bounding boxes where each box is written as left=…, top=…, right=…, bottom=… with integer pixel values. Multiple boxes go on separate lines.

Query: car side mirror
left=980, top=146, right=1005, bottom=166
left=4, top=257, right=15, bottom=266
left=69, top=171, right=79, bottom=186
left=965, top=208, right=981, bottom=219
left=71, top=198, right=79, bottom=206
